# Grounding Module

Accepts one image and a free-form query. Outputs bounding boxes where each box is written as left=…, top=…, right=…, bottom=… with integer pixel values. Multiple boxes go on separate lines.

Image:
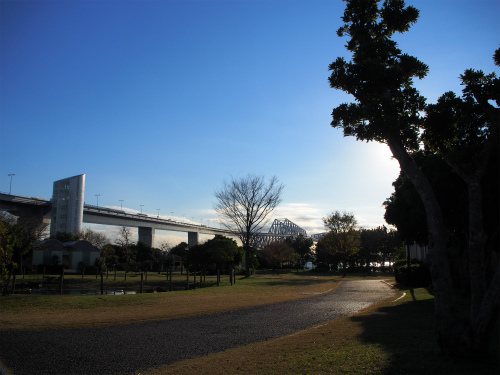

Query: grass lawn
left=1, top=272, right=498, bottom=374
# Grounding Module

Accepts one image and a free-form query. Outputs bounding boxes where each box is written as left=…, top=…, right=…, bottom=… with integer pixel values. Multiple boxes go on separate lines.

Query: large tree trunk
left=390, top=137, right=500, bottom=356
left=387, top=139, right=467, bottom=355
left=466, top=179, right=488, bottom=323
left=244, top=244, right=251, bottom=277
left=440, top=126, right=500, bottom=356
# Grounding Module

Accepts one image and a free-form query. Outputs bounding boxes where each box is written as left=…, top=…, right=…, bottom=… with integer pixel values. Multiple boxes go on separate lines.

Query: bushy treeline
left=257, top=235, right=314, bottom=272
left=315, top=225, right=402, bottom=274
left=393, top=259, right=431, bottom=287
left=0, top=214, right=42, bottom=295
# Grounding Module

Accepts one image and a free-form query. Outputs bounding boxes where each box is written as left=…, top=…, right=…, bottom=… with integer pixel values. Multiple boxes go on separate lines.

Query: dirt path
left=0, top=280, right=394, bottom=375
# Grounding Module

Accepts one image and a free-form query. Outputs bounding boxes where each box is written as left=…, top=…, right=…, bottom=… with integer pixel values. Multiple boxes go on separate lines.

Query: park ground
left=0, top=271, right=498, bottom=374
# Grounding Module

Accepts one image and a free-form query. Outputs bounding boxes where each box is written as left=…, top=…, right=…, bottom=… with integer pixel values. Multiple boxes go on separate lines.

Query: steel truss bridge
left=252, top=218, right=308, bottom=250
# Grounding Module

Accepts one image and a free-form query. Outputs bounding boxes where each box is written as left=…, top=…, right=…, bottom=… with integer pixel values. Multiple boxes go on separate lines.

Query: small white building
left=33, top=238, right=100, bottom=270
left=304, top=261, right=316, bottom=270
left=405, top=243, right=428, bottom=261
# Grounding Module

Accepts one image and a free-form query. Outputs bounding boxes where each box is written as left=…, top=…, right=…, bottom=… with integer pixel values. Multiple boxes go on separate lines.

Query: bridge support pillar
left=138, top=226, right=155, bottom=247
left=188, top=232, right=199, bottom=247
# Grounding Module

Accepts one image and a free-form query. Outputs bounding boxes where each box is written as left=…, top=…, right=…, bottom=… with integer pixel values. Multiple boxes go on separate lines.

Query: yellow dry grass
left=0, top=275, right=340, bottom=331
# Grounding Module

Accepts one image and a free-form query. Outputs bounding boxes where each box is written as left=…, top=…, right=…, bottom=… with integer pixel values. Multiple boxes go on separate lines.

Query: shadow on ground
left=350, top=293, right=500, bottom=374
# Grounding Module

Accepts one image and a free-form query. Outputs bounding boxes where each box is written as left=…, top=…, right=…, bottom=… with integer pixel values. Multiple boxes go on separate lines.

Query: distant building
left=50, top=174, right=85, bottom=236
left=32, top=238, right=99, bottom=270
left=405, top=243, right=428, bottom=261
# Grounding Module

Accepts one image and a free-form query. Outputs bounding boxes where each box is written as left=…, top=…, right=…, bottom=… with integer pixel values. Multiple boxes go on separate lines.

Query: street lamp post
left=140, top=205, right=144, bottom=214
left=157, top=209, right=160, bottom=218
left=95, top=194, right=100, bottom=207
left=119, top=200, right=124, bottom=210
left=8, top=174, right=15, bottom=195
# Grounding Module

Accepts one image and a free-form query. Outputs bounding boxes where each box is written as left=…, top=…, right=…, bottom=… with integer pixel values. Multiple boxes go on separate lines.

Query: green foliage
left=100, top=244, right=119, bottom=268
left=204, top=235, right=242, bottom=267
left=182, top=236, right=242, bottom=276
left=284, top=234, right=313, bottom=267
left=355, top=226, right=401, bottom=272
left=184, top=243, right=207, bottom=269
left=259, top=242, right=299, bottom=271
left=94, top=257, right=107, bottom=273
left=384, top=152, right=469, bottom=246
left=319, top=211, right=360, bottom=274
left=394, top=259, right=431, bottom=287
left=330, top=0, right=428, bottom=150
left=169, top=242, right=189, bottom=257
left=0, top=220, right=17, bottom=294
left=330, top=0, right=499, bottom=355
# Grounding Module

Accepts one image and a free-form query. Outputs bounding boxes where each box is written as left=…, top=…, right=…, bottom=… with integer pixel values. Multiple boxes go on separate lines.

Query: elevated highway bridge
left=82, top=204, right=233, bottom=247
left=1, top=193, right=312, bottom=248
left=0, top=193, right=234, bottom=247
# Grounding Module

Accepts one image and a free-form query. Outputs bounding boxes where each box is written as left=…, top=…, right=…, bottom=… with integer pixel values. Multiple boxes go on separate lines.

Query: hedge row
left=394, top=259, right=431, bottom=287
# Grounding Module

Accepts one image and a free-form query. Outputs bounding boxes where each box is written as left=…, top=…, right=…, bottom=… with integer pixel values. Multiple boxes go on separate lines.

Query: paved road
left=0, top=280, right=394, bottom=375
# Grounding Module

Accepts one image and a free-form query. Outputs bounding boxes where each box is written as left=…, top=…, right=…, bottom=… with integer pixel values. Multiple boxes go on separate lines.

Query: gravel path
left=0, top=280, right=394, bottom=375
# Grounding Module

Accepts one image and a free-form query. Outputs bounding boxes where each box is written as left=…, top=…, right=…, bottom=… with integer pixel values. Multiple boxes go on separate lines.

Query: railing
left=0, top=192, right=50, bottom=205
left=83, top=204, right=231, bottom=232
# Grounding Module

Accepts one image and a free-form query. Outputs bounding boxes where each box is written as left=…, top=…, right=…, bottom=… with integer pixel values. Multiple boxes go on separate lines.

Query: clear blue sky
left=1, top=0, right=498, bottom=245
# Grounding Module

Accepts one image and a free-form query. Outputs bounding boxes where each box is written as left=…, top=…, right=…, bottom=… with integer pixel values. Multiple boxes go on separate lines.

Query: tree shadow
left=349, top=298, right=500, bottom=374
left=393, top=283, right=417, bottom=300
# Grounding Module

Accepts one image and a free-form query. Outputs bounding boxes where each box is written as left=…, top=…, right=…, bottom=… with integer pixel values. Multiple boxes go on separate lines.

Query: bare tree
left=115, top=226, right=134, bottom=248
left=214, top=174, right=284, bottom=277
left=115, top=226, right=134, bottom=272
left=158, top=240, right=171, bottom=252
left=80, top=228, right=110, bottom=249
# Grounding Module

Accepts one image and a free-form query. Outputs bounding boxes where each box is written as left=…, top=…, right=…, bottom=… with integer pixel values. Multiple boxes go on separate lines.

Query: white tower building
left=50, top=174, right=85, bottom=236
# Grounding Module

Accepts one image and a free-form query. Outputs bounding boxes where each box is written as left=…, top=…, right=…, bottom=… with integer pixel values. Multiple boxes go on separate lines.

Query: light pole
left=95, top=194, right=100, bottom=207
left=8, top=174, right=14, bottom=195
left=119, top=200, right=124, bottom=210
left=157, top=208, right=160, bottom=218
left=140, top=205, right=144, bottom=214
left=171, top=212, right=174, bottom=220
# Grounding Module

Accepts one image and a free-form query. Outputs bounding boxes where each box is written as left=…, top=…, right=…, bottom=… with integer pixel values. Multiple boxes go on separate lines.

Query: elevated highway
left=0, top=193, right=234, bottom=247
left=82, top=204, right=234, bottom=246
left=1, top=193, right=313, bottom=248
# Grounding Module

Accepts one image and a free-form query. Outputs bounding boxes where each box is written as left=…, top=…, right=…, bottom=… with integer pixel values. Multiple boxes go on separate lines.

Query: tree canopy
left=284, top=234, right=313, bottom=268
left=260, top=242, right=298, bottom=274
left=319, top=211, right=360, bottom=276
left=330, top=0, right=499, bottom=356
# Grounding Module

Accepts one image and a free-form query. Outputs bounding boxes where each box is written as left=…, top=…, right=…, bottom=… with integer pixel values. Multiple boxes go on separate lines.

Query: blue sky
left=1, top=0, right=499, bottom=245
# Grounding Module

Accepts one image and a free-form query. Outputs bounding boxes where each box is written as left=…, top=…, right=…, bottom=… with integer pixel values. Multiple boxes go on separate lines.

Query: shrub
left=394, top=259, right=431, bottom=287
left=312, top=263, right=330, bottom=273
